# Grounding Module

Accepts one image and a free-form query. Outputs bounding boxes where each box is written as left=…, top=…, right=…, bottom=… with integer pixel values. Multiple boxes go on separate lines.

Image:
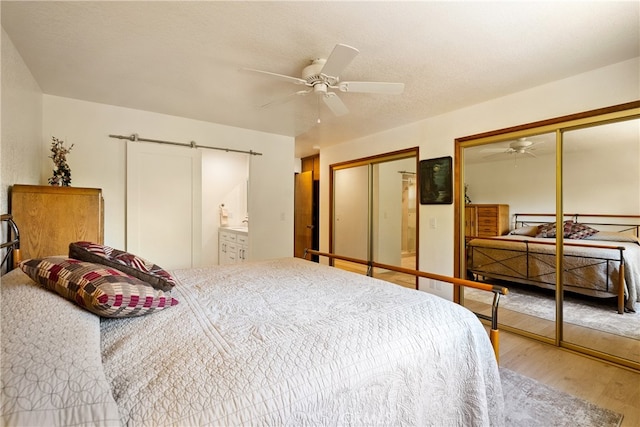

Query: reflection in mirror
left=457, top=104, right=640, bottom=370
left=371, top=158, right=417, bottom=288
left=562, top=118, right=640, bottom=364
left=332, top=152, right=418, bottom=289
left=462, top=133, right=557, bottom=340
left=333, top=165, right=369, bottom=262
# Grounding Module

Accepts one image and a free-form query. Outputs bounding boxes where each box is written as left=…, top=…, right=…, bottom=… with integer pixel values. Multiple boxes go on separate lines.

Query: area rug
left=466, top=284, right=640, bottom=340
left=501, top=367, right=623, bottom=426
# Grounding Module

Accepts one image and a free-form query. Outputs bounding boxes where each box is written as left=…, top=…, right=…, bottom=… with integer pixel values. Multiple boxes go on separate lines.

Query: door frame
left=294, top=170, right=314, bottom=259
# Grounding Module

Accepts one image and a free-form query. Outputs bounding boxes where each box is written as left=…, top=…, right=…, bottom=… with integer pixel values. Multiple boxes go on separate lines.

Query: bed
left=1, top=216, right=504, bottom=426
left=466, top=213, right=640, bottom=314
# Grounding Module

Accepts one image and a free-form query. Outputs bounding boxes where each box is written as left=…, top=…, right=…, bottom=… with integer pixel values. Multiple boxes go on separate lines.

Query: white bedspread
left=1, top=269, right=121, bottom=426
left=100, top=258, right=503, bottom=426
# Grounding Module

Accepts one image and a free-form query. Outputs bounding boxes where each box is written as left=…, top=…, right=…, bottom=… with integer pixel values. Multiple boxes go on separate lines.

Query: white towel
left=220, top=208, right=229, bottom=226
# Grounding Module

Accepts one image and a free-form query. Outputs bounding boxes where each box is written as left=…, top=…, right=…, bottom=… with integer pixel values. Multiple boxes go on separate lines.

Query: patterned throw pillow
left=69, top=242, right=176, bottom=291
left=20, top=257, right=179, bottom=318
left=508, top=225, right=538, bottom=237
left=535, top=222, right=558, bottom=238
left=535, top=221, right=576, bottom=238
left=565, top=222, right=599, bottom=239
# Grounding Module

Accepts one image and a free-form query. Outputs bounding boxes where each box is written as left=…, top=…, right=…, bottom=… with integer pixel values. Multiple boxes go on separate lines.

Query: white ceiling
left=2, top=1, right=638, bottom=158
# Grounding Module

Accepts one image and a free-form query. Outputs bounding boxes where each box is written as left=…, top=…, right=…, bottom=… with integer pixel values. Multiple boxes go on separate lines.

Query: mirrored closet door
left=562, top=118, right=640, bottom=365
left=462, top=132, right=556, bottom=341
left=331, top=149, right=418, bottom=289
left=456, top=102, right=640, bottom=370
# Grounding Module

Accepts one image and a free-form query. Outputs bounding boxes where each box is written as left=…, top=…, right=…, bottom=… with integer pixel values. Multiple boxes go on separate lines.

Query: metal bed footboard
left=467, top=238, right=626, bottom=314
left=303, top=248, right=508, bottom=364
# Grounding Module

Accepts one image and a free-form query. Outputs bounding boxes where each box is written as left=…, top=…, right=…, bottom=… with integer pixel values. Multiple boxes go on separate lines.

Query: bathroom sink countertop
left=221, top=226, right=248, bottom=233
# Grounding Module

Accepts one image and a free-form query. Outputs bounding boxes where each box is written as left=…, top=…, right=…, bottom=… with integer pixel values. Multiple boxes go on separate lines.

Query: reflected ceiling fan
left=242, top=44, right=405, bottom=118
left=482, top=138, right=540, bottom=158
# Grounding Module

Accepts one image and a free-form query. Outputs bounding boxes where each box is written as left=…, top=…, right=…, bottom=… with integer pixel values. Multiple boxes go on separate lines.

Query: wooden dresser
left=465, top=204, right=510, bottom=239
left=10, top=184, right=104, bottom=260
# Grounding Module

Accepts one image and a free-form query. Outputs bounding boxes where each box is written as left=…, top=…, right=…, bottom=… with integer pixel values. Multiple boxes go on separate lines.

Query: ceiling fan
left=242, top=44, right=405, bottom=118
left=482, top=138, right=540, bottom=158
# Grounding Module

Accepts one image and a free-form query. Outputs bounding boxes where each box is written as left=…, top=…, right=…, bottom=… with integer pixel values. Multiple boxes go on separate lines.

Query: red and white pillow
left=535, top=220, right=598, bottom=239
left=69, top=242, right=176, bottom=291
left=20, top=257, right=178, bottom=318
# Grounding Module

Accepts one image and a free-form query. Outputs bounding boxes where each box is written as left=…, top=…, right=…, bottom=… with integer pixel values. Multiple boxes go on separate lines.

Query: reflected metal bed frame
left=467, top=213, right=640, bottom=314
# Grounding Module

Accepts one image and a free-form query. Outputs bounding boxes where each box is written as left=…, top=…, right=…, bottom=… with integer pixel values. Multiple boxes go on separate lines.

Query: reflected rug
left=466, top=284, right=639, bottom=339
left=501, top=367, right=623, bottom=426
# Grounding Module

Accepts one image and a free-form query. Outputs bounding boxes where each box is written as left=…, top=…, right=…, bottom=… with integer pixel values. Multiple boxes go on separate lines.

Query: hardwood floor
left=499, top=329, right=640, bottom=426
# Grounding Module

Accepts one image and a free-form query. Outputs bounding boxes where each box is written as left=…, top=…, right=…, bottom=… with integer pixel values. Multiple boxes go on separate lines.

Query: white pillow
left=1, top=269, right=121, bottom=426
left=508, top=225, right=538, bottom=237
left=584, top=231, right=640, bottom=245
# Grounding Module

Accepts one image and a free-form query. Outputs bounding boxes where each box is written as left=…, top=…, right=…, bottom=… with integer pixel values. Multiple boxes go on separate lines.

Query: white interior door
left=126, top=141, right=201, bottom=269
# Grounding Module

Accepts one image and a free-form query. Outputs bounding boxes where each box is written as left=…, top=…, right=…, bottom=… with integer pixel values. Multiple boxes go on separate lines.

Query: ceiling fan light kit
left=509, top=138, right=534, bottom=152
left=243, top=43, right=405, bottom=118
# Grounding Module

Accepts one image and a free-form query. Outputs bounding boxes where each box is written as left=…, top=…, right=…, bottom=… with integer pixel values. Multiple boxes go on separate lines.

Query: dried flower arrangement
left=48, top=136, right=74, bottom=186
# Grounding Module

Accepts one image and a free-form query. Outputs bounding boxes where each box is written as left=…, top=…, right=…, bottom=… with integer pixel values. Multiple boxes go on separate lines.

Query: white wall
left=42, top=95, right=294, bottom=264
left=1, top=28, right=42, bottom=215
left=321, top=57, right=640, bottom=299
left=247, top=135, right=295, bottom=261
left=466, top=129, right=639, bottom=220
left=466, top=152, right=556, bottom=221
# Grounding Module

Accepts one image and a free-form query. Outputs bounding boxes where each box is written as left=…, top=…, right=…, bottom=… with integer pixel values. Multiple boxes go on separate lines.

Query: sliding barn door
left=126, top=141, right=201, bottom=269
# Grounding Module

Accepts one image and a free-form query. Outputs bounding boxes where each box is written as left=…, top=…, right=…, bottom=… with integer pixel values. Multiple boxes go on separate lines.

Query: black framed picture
left=419, top=156, right=452, bottom=204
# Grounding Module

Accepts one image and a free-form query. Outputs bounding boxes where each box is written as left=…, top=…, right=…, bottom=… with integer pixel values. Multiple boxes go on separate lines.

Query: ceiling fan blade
left=260, top=89, right=311, bottom=108
left=338, top=81, right=405, bottom=95
left=322, top=92, right=349, bottom=116
left=480, top=147, right=508, bottom=153
left=480, top=148, right=510, bottom=154
left=320, top=44, right=359, bottom=77
left=482, top=152, right=506, bottom=160
left=241, top=68, right=307, bottom=85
